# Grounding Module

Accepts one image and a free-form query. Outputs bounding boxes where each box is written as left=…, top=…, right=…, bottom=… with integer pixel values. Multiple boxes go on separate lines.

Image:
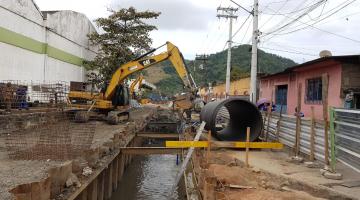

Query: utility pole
left=195, top=54, right=209, bottom=87
left=217, top=7, right=238, bottom=97
left=250, top=0, right=259, bottom=103
left=195, top=54, right=209, bottom=64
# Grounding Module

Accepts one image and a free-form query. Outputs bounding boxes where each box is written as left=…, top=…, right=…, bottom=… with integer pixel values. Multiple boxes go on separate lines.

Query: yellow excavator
left=129, top=74, right=144, bottom=99
left=68, top=41, right=197, bottom=124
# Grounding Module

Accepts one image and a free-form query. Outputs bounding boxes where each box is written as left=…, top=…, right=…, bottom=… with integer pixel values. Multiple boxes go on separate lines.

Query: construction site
left=1, top=0, right=360, bottom=200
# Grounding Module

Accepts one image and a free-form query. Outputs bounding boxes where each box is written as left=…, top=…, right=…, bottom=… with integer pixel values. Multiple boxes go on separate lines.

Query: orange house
left=200, top=77, right=250, bottom=101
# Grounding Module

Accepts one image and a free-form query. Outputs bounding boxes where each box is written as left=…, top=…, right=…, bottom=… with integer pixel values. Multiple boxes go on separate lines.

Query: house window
left=306, top=77, right=322, bottom=104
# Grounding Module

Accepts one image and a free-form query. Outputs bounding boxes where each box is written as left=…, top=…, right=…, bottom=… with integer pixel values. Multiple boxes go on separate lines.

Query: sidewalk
left=230, top=149, right=360, bottom=200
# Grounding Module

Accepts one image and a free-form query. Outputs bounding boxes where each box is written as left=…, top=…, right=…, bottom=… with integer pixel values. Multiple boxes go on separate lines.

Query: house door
left=275, top=85, right=288, bottom=114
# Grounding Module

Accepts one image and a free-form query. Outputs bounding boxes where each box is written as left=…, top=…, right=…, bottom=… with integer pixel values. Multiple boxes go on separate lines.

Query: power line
left=260, top=46, right=318, bottom=56
left=259, top=0, right=289, bottom=29
left=261, top=0, right=360, bottom=44
left=232, top=14, right=251, bottom=38
left=223, top=14, right=251, bottom=50
left=262, top=0, right=324, bottom=16
left=260, top=0, right=315, bottom=37
left=263, top=0, right=354, bottom=35
left=263, top=0, right=326, bottom=36
left=269, top=0, right=357, bottom=36
left=229, top=0, right=252, bottom=14
left=204, top=20, right=227, bottom=54
left=241, top=17, right=252, bottom=44
left=276, top=0, right=352, bottom=32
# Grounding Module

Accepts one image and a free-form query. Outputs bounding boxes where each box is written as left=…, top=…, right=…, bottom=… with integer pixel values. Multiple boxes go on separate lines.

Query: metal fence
left=2, top=112, right=96, bottom=160
left=263, top=113, right=328, bottom=162
left=332, top=108, right=360, bottom=173
left=263, top=108, right=360, bottom=173
left=0, top=80, right=69, bottom=111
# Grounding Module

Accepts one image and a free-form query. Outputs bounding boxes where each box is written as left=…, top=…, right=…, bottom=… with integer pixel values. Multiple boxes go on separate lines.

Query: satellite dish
left=319, top=50, right=332, bottom=58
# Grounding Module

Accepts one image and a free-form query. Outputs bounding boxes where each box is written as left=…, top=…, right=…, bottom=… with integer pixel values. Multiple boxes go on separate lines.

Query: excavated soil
left=193, top=150, right=350, bottom=200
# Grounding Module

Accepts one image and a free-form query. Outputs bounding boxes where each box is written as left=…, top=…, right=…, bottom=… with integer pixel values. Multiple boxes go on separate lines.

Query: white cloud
left=34, top=0, right=360, bottom=63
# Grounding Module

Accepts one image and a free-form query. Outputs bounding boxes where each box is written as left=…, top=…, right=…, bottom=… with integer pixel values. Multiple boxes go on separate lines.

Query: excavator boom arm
left=104, top=42, right=196, bottom=100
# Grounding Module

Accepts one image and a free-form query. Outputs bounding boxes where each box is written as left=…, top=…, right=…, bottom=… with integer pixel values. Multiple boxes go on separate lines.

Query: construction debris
left=65, top=173, right=81, bottom=188
left=82, top=166, right=93, bottom=177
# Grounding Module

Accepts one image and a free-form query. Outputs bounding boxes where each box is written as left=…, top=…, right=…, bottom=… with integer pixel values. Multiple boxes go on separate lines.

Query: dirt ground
left=0, top=106, right=156, bottom=199
left=192, top=150, right=354, bottom=200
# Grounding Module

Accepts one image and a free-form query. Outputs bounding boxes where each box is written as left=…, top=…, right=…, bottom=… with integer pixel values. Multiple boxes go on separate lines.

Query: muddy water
left=111, top=154, right=186, bottom=200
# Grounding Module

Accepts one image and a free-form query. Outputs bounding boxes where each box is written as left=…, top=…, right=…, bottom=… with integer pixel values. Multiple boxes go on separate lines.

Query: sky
left=34, top=0, right=360, bottom=63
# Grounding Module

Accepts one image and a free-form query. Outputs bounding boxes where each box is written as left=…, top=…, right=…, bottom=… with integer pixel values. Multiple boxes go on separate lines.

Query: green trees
left=153, top=45, right=297, bottom=95
left=84, top=7, right=160, bottom=85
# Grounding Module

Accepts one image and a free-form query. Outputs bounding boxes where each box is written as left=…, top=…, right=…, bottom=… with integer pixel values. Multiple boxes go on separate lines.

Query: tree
left=85, top=7, right=160, bottom=86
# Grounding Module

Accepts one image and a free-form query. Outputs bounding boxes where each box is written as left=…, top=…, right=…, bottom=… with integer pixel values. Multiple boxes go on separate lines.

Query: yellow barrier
left=165, top=141, right=283, bottom=149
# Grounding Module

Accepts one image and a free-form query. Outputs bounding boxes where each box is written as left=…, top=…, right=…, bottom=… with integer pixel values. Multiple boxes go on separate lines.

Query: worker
left=256, top=98, right=276, bottom=112
left=16, top=86, right=28, bottom=110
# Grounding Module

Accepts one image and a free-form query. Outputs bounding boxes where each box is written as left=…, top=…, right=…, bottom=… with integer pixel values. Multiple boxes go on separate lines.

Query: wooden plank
left=206, top=130, right=211, bottom=163
left=136, top=133, right=179, bottom=139
left=226, top=184, right=256, bottom=189
left=329, top=107, right=336, bottom=172
left=103, top=166, right=112, bottom=199
left=295, top=83, right=302, bottom=156
left=98, top=172, right=104, bottom=200
left=80, top=189, right=87, bottom=200
left=120, top=147, right=182, bottom=154
left=113, top=157, right=119, bottom=191
left=87, top=178, right=97, bottom=200
left=310, top=106, right=316, bottom=161
left=322, top=73, right=330, bottom=165
left=108, top=164, right=113, bottom=198
left=118, top=153, right=125, bottom=181
left=246, top=127, right=250, bottom=167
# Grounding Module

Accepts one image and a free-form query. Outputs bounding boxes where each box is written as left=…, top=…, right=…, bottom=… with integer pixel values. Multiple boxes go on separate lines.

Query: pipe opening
left=201, top=98, right=263, bottom=141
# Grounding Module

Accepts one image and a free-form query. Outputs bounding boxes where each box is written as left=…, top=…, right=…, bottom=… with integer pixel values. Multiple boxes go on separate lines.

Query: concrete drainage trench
left=111, top=146, right=186, bottom=200
left=110, top=113, right=187, bottom=200
left=73, top=109, right=186, bottom=200
left=3, top=107, right=190, bottom=200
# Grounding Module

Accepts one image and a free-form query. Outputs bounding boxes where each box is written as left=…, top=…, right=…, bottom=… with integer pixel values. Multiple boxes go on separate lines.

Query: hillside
left=143, top=44, right=297, bottom=96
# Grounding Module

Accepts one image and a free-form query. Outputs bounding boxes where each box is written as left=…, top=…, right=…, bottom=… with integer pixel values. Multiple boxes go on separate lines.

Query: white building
left=0, top=0, right=97, bottom=82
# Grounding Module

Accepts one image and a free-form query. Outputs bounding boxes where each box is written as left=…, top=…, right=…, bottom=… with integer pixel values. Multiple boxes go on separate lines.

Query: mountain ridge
left=143, top=44, right=298, bottom=95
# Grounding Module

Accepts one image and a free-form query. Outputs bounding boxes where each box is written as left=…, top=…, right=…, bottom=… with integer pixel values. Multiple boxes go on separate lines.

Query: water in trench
left=111, top=154, right=186, bottom=200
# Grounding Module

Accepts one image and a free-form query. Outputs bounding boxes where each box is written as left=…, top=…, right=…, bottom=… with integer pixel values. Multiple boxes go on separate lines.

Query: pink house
left=259, top=55, right=360, bottom=119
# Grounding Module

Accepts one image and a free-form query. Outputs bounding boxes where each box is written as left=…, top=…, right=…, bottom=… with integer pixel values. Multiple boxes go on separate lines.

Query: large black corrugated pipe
left=200, top=98, right=263, bottom=141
